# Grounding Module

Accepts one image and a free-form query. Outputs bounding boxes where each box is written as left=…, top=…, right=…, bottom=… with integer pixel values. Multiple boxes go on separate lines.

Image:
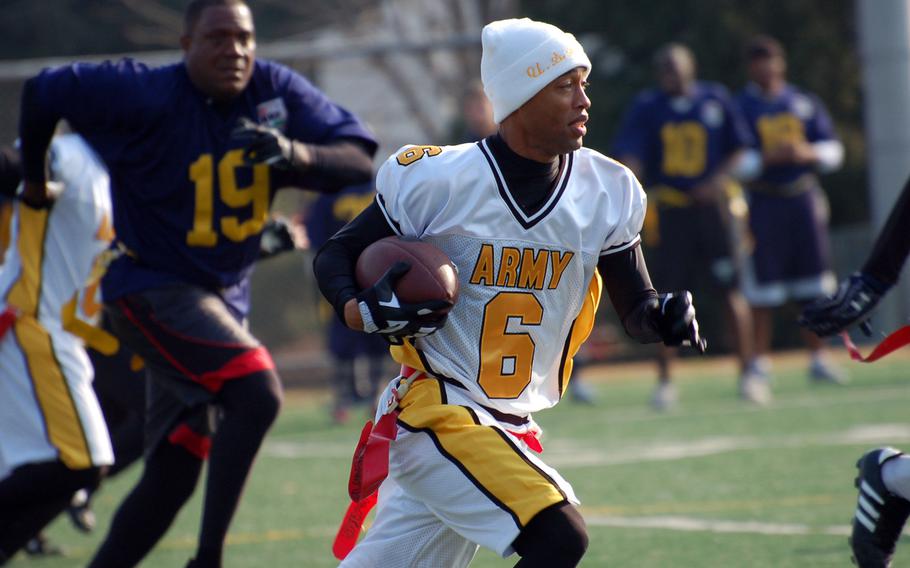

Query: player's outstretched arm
left=18, top=78, right=61, bottom=207
left=231, top=118, right=373, bottom=190
left=599, top=244, right=706, bottom=353
left=800, top=174, right=910, bottom=336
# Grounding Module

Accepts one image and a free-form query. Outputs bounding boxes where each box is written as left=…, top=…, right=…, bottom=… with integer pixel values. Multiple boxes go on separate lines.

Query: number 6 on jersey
left=477, top=292, right=543, bottom=399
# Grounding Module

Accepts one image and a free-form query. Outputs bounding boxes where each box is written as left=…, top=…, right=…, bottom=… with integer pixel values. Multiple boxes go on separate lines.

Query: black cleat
left=851, top=447, right=910, bottom=567
left=67, top=489, right=96, bottom=533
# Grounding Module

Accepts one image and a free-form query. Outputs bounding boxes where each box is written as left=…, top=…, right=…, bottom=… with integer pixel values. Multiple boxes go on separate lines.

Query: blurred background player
left=315, top=18, right=705, bottom=567
left=0, top=134, right=114, bottom=564
left=735, top=35, right=847, bottom=387
left=800, top=173, right=910, bottom=568
left=303, top=182, right=391, bottom=424
left=18, top=1, right=377, bottom=566
left=612, top=43, right=757, bottom=409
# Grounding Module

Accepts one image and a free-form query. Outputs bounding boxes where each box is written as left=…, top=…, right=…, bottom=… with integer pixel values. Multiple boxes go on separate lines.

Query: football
left=355, top=236, right=459, bottom=311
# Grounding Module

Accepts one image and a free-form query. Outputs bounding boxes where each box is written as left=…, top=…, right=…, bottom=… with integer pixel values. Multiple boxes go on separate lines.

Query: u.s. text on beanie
left=480, top=18, right=591, bottom=123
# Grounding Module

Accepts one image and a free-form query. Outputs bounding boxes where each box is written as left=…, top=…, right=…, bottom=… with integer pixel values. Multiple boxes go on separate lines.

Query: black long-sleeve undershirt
left=313, top=201, right=395, bottom=321
left=862, top=175, right=910, bottom=286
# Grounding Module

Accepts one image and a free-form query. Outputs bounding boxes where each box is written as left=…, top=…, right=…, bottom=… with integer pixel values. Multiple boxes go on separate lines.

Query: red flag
left=841, top=326, right=910, bottom=363
left=332, top=491, right=379, bottom=560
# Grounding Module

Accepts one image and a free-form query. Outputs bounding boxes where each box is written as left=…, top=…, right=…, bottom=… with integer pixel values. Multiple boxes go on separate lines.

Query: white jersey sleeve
left=597, top=159, right=646, bottom=257
left=375, top=144, right=459, bottom=238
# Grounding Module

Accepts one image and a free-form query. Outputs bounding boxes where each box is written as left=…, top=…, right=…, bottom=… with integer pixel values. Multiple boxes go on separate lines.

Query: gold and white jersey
left=378, top=140, right=646, bottom=416
left=0, top=134, right=114, bottom=472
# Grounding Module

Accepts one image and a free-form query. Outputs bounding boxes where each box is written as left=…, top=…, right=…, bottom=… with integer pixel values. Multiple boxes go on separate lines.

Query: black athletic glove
left=258, top=217, right=297, bottom=259
left=799, top=272, right=891, bottom=337
left=356, top=261, right=451, bottom=343
left=231, top=117, right=300, bottom=169
left=652, top=291, right=707, bottom=353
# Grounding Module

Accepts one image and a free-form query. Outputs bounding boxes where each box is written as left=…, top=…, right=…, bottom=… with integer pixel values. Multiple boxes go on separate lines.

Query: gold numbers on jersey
left=396, top=145, right=442, bottom=167
left=757, top=113, right=805, bottom=153
left=660, top=121, right=707, bottom=177
left=477, top=292, right=543, bottom=399
left=186, top=151, right=270, bottom=247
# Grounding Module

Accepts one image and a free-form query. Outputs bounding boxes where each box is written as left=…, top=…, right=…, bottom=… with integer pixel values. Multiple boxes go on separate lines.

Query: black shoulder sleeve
left=862, top=175, right=910, bottom=285
left=19, top=76, right=59, bottom=183
left=312, top=199, right=397, bottom=321
left=597, top=243, right=662, bottom=343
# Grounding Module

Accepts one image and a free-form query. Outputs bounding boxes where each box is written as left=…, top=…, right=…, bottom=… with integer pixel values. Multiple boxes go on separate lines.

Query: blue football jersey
left=26, top=58, right=376, bottom=315
left=735, top=83, right=838, bottom=185
left=611, top=81, right=753, bottom=191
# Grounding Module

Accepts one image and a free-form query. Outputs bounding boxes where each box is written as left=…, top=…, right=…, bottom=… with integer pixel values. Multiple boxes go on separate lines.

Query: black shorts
left=104, top=284, right=275, bottom=459
left=649, top=202, right=740, bottom=292
left=742, top=188, right=835, bottom=306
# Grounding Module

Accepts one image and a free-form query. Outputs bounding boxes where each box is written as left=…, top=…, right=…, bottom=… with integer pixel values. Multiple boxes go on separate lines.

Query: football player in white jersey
left=0, top=134, right=115, bottom=563
left=314, top=18, right=705, bottom=567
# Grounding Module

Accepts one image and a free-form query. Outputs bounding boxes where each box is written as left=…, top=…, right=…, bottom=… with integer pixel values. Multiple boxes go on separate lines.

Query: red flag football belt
left=840, top=325, right=910, bottom=363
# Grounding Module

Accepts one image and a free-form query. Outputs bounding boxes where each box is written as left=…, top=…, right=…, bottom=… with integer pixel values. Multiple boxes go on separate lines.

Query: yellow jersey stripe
left=6, top=205, right=92, bottom=469
left=6, top=204, right=50, bottom=316
left=558, top=272, right=603, bottom=397
left=14, top=316, right=92, bottom=469
left=397, top=379, right=567, bottom=527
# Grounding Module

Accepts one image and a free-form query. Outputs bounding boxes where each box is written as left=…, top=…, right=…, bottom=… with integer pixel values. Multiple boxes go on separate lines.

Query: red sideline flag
left=841, top=326, right=910, bottom=363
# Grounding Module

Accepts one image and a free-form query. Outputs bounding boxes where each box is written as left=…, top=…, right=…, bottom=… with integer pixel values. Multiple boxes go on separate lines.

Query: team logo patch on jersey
left=701, top=101, right=725, bottom=128
left=257, top=98, right=288, bottom=131
left=790, top=94, right=814, bottom=120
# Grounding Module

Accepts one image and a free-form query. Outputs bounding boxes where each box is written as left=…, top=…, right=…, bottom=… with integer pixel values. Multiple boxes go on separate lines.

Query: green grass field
left=12, top=349, right=910, bottom=567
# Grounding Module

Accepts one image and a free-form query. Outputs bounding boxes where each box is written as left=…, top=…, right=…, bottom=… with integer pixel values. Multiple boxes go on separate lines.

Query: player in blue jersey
left=304, top=182, right=391, bottom=424
left=734, top=35, right=847, bottom=387
left=612, top=43, right=758, bottom=408
left=18, top=1, right=377, bottom=566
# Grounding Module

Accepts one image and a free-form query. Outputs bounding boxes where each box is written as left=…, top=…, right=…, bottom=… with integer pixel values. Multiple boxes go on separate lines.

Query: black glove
left=653, top=291, right=707, bottom=353
left=231, top=117, right=298, bottom=169
left=258, top=217, right=297, bottom=259
left=799, top=272, right=891, bottom=337
left=356, top=261, right=451, bottom=343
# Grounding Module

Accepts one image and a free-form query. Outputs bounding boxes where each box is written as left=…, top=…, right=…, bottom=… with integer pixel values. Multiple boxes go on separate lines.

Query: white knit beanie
left=481, top=18, right=591, bottom=123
